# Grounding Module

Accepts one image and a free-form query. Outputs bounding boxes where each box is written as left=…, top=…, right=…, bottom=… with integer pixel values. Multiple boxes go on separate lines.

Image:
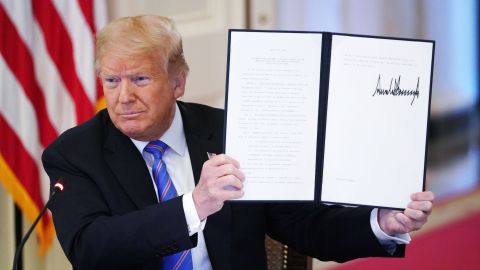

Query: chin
left=118, top=123, right=148, bottom=141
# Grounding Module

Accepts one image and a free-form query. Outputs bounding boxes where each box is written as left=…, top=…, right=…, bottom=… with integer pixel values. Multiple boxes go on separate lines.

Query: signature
left=372, top=75, right=420, bottom=105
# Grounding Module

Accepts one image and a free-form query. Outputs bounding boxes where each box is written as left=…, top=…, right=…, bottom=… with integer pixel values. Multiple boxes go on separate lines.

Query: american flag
left=0, top=0, right=106, bottom=254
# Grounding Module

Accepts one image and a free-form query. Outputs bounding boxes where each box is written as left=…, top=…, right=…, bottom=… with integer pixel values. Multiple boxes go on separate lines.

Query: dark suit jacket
left=42, top=101, right=403, bottom=270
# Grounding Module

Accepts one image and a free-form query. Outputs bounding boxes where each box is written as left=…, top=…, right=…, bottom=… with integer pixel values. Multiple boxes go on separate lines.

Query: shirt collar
left=130, top=104, right=186, bottom=156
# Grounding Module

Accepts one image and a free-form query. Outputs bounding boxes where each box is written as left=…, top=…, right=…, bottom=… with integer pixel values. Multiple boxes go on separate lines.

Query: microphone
left=12, top=181, right=65, bottom=270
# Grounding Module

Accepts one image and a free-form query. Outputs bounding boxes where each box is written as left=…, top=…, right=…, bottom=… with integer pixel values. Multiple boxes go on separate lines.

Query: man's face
left=99, top=53, right=185, bottom=141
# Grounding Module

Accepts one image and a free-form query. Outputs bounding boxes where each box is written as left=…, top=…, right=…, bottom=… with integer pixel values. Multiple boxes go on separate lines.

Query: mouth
left=118, top=111, right=144, bottom=119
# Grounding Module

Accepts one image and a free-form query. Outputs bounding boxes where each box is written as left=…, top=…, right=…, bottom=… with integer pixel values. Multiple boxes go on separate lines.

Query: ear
left=171, top=70, right=187, bottom=99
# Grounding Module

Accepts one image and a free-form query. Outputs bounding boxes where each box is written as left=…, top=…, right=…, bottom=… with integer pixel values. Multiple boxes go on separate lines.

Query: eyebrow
left=100, top=71, right=151, bottom=77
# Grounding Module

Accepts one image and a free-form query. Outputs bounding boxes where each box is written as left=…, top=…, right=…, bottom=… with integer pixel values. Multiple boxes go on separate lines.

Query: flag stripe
left=1, top=0, right=34, bottom=46
left=1, top=0, right=78, bottom=135
left=51, top=0, right=97, bottom=104
left=77, top=0, right=95, bottom=33
left=32, top=0, right=94, bottom=123
left=0, top=5, right=58, bottom=147
left=94, top=0, right=108, bottom=33
left=0, top=55, right=41, bottom=162
left=31, top=21, right=79, bottom=134
left=0, top=115, right=43, bottom=214
left=80, top=0, right=106, bottom=105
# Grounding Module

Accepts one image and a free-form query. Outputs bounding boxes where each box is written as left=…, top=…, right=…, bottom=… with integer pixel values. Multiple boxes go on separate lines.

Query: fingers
left=410, top=191, right=435, bottom=201
left=407, top=200, right=433, bottom=214
left=202, top=173, right=244, bottom=193
left=407, top=190, right=434, bottom=218
left=394, top=212, right=426, bottom=232
left=204, top=154, right=241, bottom=169
left=193, top=154, right=245, bottom=220
left=393, top=191, right=434, bottom=233
left=203, top=154, right=245, bottom=186
left=212, top=163, right=245, bottom=181
left=200, top=176, right=244, bottom=201
left=404, top=208, right=428, bottom=222
left=217, top=175, right=244, bottom=190
left=202, top=154, right=245, bottom=181
left=379, top=205, right=431, bottom=235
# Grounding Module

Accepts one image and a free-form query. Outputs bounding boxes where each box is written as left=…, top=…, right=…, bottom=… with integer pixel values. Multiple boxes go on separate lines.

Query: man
left=42, top=15, right=434, bottom=270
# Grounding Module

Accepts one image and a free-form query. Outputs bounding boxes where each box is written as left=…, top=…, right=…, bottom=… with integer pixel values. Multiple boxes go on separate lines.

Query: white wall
left=277, top=0, right=478, bottom=117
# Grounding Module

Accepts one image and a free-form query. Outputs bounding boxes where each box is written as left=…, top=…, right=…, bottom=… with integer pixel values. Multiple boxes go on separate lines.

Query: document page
left=225, top=31, right=322, bottom=200
left=321, top=35, right=433, bottom=209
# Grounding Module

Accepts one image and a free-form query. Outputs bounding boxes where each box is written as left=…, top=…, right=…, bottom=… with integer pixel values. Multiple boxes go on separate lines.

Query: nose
left=118, top=79, right=135, bottom=104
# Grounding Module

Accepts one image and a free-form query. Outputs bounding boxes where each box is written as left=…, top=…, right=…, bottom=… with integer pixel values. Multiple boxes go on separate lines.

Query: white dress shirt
left=131, top=104, right=409, bottom=267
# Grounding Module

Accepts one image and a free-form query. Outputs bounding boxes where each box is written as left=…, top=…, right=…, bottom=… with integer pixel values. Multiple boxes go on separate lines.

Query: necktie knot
left=144, top=140, right=169, bottom=159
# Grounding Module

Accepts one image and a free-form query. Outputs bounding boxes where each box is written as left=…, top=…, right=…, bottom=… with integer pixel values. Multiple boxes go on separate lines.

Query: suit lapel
left=178, top=102, right=233, bottom=269
left=103, top=120, right=157, bottom=209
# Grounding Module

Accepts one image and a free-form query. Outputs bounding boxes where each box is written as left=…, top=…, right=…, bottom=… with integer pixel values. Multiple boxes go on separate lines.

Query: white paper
left=321, top=36, right=433, bottom=208
left=225, top=31, right=322, bottom=200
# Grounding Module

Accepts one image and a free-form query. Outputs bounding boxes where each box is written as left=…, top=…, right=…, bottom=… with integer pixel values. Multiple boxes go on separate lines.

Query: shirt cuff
left=182, top=192, right=207, bottom=236
left=370, top=208, right=411, bottom=254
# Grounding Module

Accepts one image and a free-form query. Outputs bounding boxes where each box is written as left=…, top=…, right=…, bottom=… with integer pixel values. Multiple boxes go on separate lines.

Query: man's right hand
left=192, top=154, right=245, bottom=220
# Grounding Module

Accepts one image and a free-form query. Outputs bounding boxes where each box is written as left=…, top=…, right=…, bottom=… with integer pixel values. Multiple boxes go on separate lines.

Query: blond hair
left=95, top=15, right=189, bottom=76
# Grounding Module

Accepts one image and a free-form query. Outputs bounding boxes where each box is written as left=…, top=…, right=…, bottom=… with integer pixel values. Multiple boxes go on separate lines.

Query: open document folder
left=224, top=30, right=434, bottom=209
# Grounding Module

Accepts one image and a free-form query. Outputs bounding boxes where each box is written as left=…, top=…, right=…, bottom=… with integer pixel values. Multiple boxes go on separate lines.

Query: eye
left=102, top=76, right=121, bottom=88
left=131, top=75, right=151, bottom=86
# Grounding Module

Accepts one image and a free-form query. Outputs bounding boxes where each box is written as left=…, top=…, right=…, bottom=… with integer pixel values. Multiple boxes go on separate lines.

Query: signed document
left=321, top=35, right=434, bottom=209
left=224, top=30, right=434, bottom=207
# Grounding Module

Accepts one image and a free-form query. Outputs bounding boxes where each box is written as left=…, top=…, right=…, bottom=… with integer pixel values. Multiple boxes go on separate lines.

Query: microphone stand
left=12, top=182, right=64, bottom=270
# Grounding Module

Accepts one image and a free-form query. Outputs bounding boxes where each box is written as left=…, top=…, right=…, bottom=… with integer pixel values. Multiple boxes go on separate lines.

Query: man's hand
left=378, top=191, right=434, bottom=235
left=192, top=154, right=245, bottom=220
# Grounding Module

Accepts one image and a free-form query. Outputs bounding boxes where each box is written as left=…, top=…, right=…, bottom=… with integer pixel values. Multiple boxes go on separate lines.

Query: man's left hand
left=378, top=191, right=434, bottom=235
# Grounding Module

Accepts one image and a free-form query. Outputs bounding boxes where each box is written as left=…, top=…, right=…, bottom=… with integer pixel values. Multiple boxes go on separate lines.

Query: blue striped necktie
left=144, top=140, right=193, bottom=270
